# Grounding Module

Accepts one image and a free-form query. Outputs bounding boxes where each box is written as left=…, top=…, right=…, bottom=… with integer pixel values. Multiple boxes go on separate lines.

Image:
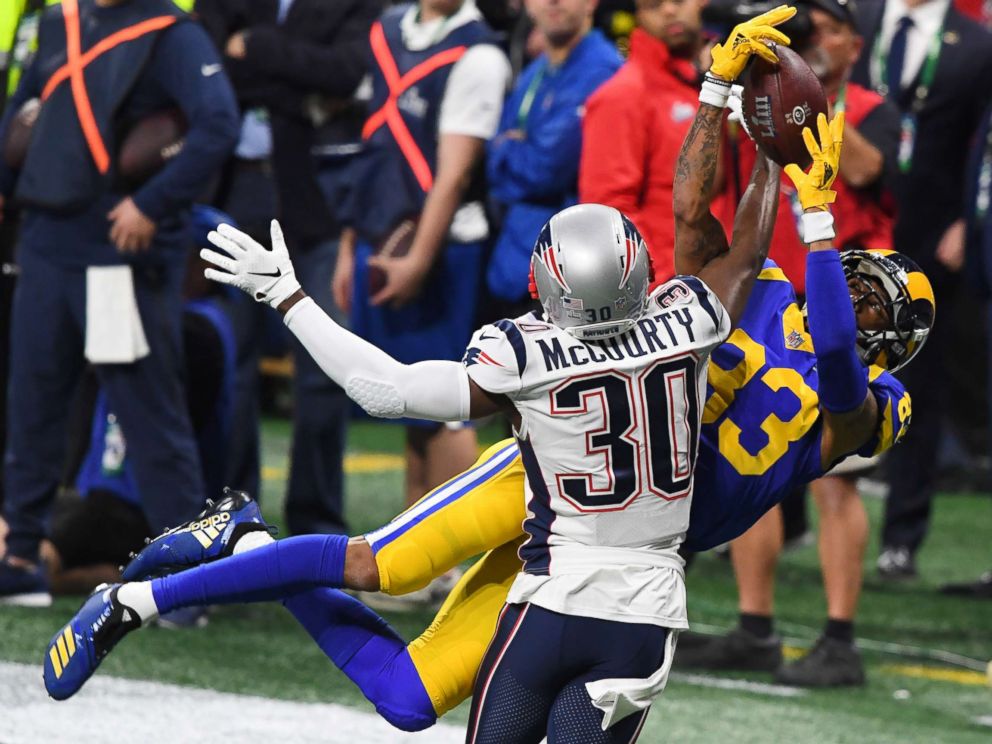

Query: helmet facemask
left=840, top=250, right=935, bottom=373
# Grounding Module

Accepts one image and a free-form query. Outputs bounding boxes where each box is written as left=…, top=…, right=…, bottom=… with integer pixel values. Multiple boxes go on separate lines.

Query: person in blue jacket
left=0, top=0, right=239, bottom=606
left=485, top=0, right=621, bottom=314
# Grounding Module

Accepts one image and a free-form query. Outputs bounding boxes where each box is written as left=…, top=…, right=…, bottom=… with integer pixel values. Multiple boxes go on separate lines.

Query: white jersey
left=464, top=276, right=731, bottom=627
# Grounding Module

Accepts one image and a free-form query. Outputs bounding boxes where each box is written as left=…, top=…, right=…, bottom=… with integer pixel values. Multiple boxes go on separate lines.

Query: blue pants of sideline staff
left=3, top=249, right=206, bottom=563
left=286, top=238, right=350, bottom=535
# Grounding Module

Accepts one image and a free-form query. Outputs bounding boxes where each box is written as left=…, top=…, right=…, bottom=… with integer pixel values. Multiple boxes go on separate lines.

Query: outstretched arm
left=675, top=5, right=795, bottom=324
left=201, top=221, right=503, bottom=421
left=673, top=100, right=731, bottom=277
left=695, top=150, right=782, bottom=325
left=783, top=112, right=877, bottom=465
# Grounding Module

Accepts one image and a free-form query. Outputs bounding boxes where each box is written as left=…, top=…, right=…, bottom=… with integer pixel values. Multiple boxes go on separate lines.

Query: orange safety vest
left=41, top=0, right=177, bottom=174
left=360, top=20, right=467, bottom=192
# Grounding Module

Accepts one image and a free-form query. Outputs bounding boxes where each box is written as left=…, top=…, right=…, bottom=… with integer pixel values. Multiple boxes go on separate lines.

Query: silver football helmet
left=529, top=204, right=652, bottom=341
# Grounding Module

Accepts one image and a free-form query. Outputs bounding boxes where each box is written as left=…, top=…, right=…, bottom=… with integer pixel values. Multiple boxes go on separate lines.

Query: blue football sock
left=151, top=534, right=348, bottom=613
left=284, top=588, right=436, bottom=732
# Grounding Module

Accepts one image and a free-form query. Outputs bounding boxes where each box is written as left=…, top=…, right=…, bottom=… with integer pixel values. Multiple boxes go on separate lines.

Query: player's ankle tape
left=699, top=75, right=732, bottom=108
left=800, top=211, right=836, bottom=243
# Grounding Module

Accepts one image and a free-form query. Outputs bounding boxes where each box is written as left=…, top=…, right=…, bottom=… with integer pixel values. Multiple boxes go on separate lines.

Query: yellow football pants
left=365, top=439, right=528, bottom=715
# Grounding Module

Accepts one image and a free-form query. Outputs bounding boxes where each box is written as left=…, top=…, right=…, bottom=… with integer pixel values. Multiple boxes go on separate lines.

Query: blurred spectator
left=0, top=1, right=73, bottom=515
left=850, top=0, right=992, bottom=580
left=334, top=0, right=511, bottom=506
left=942, top=99, right=992, bottom=599
left=0, top=0, right=239, bottom=606
left=579, top=0, right=706, bottom=280
left=195, top=0, right=383, bottom=536
left=43, top=286, right=236, bottom=598
left=677, top=0, right=901, bottom=688
left=955, top=0, right=992, bottom=25
left=485, top=0, right=621, bottom=316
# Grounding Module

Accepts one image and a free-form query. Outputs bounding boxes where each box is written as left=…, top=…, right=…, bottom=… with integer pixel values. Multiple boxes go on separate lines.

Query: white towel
left=585, top=630, right=679, bottom=730
left=84, top=266, right=150, bottom=364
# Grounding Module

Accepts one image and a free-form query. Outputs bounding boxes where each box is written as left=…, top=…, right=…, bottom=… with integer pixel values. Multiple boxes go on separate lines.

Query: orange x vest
left=15, top=0, right=182, bottom=212
left=348, top=6, right=493, bottom=242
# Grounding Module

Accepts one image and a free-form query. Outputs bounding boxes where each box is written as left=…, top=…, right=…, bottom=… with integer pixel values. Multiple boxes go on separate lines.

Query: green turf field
left=3, top=418, right=991, bottom=742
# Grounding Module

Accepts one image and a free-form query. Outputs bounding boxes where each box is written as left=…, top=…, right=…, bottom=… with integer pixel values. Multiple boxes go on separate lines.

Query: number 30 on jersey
left=548, top=355, right=701, bottom=511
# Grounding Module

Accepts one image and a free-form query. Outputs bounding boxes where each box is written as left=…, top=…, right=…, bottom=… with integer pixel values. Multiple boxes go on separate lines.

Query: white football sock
left=116, top=582, right=159, bottom=624
left=232, top=530, right=275, bottom=555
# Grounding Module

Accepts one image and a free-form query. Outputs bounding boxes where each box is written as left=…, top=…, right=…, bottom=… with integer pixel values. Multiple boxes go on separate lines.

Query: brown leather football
left=742, top=43, right=828, bottom=170
left=2, top=98, right=41, bottom=170
left=369, top=218, right=418, bottom=296
left=117, top=108, right=187, bottom=188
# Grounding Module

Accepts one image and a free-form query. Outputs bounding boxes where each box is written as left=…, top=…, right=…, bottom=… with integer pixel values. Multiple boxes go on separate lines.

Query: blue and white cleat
left=44, top=583, right=141, bottom=700
left=122, top=488, right=272, bottom=581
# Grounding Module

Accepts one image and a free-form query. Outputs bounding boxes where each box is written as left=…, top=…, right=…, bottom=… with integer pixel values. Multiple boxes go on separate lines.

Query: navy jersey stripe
left=495, top=319, right=527, bottom=378
left=675, top=275, right=720, bottom=334
left=516, top=435, right=553, bottom=576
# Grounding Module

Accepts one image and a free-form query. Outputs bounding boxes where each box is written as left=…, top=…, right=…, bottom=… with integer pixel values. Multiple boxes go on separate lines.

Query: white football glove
left=202, top=220, right=301, bottom=309
left=727, top=84, right=754, bottom=140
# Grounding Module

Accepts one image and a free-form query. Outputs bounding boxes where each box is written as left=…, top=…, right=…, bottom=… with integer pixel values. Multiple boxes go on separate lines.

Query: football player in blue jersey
left=43, top=12, right=933, bottom=740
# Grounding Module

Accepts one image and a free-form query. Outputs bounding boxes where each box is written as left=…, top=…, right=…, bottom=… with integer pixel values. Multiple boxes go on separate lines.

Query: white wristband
left=699, top=76, right=732, bottom=108
left=800, top=211, right=836, bottom=244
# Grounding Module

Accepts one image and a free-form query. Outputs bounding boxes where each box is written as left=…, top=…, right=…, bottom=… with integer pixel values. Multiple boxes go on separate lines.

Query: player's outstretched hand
left=784, top=111, right=845, bottom=212
left=709, top=4, right=796, bottom=81
left=202, top=220, right=302, bottom=309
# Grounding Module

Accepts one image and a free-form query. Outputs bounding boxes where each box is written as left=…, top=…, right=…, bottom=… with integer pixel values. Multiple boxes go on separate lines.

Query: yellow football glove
left=784, top=111, right=845, bottom=211
left=709, top=5, right=796, bottom=81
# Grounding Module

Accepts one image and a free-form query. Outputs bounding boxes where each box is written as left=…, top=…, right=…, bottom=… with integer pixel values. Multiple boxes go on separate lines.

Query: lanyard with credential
left=873, top=17, right=945, bottom=173
left=516, top=63, right=546, bottom=130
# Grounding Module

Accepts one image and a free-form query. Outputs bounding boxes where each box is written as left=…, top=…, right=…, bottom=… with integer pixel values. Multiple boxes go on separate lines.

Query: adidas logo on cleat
left=47, top=626, right=78, bottom=680
left=179, top=512, right=232, bottom=548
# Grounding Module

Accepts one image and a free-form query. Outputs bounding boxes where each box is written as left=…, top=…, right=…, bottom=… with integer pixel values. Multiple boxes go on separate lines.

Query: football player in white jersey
left=44, top=7, right=804, bottom=741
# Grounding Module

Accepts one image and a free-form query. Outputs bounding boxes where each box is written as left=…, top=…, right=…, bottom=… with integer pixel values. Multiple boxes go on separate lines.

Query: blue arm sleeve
left=806, top=249, right=869, bottom=413
left=131, top=22, right=240, bottom=222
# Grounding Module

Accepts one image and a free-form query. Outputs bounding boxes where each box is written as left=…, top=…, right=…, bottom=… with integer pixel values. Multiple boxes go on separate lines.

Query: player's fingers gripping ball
left=784, top=111, right=845, bottom=211
left=709, top=4, right=796, bottom=81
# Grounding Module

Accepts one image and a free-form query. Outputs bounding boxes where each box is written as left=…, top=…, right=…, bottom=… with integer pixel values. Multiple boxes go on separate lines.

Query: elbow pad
left=806, top=250, right=868, bottom=413
left=346, top=377, right=406, bottom=418
left=346, top=361, right=472, bottom=422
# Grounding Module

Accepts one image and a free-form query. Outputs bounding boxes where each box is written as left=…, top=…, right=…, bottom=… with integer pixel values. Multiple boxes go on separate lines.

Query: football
left=369, top=218, right=418, bottom=296
left=2, top=98, right=41, bottom=169
left=742, top=43, right=828, bottom=169
left=117, top=108, right=187, bottom=188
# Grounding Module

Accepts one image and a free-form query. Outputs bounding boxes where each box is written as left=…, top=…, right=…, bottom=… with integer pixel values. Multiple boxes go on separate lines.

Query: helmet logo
left=619, top=236, right=638, bottom=288
left=539, top=241, right=571, bottom=292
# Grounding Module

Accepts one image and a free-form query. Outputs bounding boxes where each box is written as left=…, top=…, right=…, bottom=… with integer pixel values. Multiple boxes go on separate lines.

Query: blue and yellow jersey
left=685, top=261, right=911, bottom=552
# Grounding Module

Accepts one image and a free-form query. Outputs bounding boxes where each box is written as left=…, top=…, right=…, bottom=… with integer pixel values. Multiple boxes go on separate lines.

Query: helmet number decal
left=585, top=307, right=613, bottom=323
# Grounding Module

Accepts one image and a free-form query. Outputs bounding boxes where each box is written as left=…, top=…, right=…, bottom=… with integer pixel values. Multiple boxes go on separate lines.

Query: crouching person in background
left=0, top=0, right=239, bottom=606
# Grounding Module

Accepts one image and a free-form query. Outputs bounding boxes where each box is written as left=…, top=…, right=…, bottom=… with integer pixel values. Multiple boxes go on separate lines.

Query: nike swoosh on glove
left=202, top=220, right=301, bottom=309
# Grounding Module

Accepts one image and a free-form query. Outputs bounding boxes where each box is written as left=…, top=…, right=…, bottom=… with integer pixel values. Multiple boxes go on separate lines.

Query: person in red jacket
left=718, top=0, right=899, bottom=295
left=578, top=0, right=708, bottom=281
left=679, top=0, right=903, bottom=688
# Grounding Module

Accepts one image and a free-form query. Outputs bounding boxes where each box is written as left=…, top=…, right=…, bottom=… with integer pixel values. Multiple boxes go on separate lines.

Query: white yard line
left=670, top=672, right=808, bottom=698
left=0, top=661, right=464, bottom=744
